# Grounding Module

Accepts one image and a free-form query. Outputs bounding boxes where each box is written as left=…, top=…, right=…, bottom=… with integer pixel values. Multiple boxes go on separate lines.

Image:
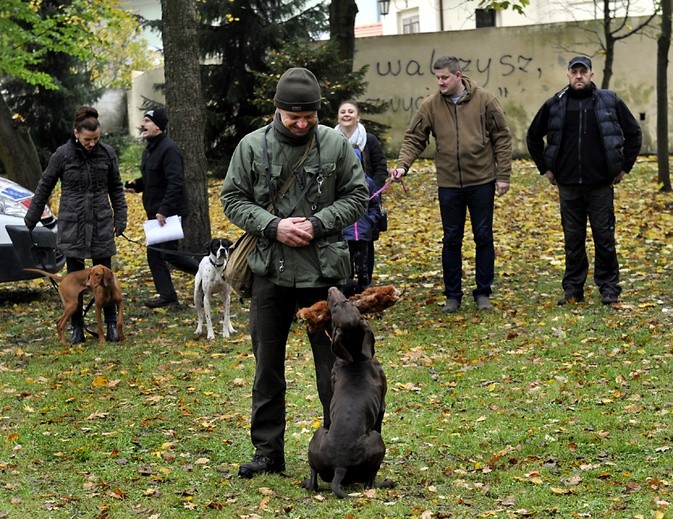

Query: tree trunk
left=160, top=0, right=211, bottom=253
left=657, top=0, right=672, bottom=192
left=601, top=0, right=613, bottom=89
left=0, top=93, right=43, bottom=190
left=329, top=0, right=358, bottom=63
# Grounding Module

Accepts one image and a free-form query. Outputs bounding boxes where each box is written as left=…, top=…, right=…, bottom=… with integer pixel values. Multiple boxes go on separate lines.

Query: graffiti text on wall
left=374, top=49, right=539, bottom=89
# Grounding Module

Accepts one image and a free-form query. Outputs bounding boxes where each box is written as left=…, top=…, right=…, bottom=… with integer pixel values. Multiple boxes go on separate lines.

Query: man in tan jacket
left=392, top=55, right=512, bottom=313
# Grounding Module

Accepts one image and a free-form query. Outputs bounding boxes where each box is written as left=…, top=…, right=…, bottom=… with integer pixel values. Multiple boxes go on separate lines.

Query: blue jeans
left=558, top=184, right=620, bottom=297
left=438, top=182, right=495, bottom=301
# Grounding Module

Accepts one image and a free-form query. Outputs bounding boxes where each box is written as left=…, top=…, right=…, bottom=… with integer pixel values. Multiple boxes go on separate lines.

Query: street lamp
left=378, top=0, right=390, bottom=16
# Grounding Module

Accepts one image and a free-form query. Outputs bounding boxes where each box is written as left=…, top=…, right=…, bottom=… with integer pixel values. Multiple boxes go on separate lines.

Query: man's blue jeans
left=438, top=182, right=495, bottom=302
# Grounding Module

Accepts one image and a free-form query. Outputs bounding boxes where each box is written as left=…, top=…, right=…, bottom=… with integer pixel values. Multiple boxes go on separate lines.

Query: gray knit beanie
left=273, top=68, right=321, bottom=112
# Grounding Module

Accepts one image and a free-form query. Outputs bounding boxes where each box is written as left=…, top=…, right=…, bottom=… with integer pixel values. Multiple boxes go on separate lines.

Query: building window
left=402, top=14, right=420, bottom=34
left=475, top=8, right=496, bottom=28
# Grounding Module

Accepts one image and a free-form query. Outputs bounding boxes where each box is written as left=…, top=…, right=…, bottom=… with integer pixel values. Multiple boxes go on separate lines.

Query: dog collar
left=210, top=258, right=225, bottom=268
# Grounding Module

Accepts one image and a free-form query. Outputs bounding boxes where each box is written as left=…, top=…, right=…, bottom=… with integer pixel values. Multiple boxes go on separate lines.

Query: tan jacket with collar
left=397, top=75, right=512, bottom=187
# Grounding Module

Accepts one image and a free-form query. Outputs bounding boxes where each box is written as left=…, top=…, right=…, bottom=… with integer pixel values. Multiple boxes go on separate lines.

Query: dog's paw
left=301, top=479, right=318, bottom=492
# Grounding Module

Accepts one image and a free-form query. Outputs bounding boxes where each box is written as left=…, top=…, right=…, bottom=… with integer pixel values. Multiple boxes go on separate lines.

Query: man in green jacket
left=221, top=67, right=369, bottom=479
left=391, top=55, right=512, bottom=313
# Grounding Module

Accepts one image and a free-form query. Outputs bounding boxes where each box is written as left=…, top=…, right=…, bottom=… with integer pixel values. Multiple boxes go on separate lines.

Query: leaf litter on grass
left=0, top=157, right=672, bottom=517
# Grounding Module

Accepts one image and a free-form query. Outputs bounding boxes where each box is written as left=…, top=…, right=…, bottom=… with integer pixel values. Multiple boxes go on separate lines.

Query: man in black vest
left=527, top=56, right=641, bottom=306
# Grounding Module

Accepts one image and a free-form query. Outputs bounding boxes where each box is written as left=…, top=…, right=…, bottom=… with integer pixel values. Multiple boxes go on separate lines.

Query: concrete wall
left=354, top=18, right=662, bottom=157
left=94, top=90, right=128, bottom=135
left=127, top=17, right=665, bottom=157
left=127, top=67, right=165, bottom=138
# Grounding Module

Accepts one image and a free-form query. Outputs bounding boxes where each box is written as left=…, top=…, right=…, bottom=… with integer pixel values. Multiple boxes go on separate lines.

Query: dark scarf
left=272, top=111, right=316, bottom=146
left=144, top=132, right=165, bottom=151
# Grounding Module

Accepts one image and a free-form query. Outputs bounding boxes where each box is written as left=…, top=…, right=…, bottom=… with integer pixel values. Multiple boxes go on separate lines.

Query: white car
left=0, top=176, right=65, bottom=282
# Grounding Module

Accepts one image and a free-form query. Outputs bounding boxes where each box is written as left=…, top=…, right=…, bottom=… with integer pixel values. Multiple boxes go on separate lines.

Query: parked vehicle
left=0, top=176, right=65, bottom=282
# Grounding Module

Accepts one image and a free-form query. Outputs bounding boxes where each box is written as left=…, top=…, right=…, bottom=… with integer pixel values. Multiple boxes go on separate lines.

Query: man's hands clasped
left=276, top=217, right=314, bottom=247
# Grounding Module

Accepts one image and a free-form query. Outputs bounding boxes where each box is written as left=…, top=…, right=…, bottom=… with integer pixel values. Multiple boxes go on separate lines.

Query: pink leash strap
left=369, top=178, right=407, bottom=200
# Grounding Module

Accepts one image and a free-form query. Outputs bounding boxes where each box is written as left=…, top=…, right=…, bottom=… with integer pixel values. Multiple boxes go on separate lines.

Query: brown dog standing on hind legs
left=302, top=286, right=388, bottom=498
left=25, top=265, right=123, bottom=344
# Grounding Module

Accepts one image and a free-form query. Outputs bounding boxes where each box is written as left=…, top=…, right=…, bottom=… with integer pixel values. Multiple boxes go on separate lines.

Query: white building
left=121, top=0, right=659, bottom=42
left=376, top=0, right=657, bottom=36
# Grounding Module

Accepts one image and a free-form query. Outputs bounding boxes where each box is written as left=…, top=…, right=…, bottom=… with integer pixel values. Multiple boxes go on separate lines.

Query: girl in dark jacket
left=25, top=106, right=127, bottom=343
left=335, top=100, right=388, bottom=189
left=341, top=167, right=381, bottom=295
left=335, top=100, right=388, bottom=284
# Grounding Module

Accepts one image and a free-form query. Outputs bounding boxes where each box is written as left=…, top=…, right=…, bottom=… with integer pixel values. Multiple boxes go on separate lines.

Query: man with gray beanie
left=221, top=67, right=369, bottom=478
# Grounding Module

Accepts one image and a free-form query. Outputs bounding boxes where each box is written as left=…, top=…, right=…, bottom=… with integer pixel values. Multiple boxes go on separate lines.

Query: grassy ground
left=1, top=154, right=672, bottom=518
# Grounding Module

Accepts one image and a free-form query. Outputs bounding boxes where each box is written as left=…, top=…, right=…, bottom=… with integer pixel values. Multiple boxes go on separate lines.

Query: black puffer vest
left=543, top=85, right=625, bottom=179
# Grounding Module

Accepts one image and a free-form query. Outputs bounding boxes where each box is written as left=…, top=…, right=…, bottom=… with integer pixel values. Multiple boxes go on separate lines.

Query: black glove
left=115, top=225, right=126, bottom=237
left=24, top=217, right=36, bottom=231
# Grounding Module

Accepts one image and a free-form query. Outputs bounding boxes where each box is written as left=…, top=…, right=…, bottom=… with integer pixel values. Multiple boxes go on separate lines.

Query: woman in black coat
left=25, top=106, right=127, bottom=344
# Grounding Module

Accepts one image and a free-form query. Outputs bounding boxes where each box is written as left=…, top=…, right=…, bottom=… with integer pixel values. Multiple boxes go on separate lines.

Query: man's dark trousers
left=558, top=184, right=621, bottom=297
left=248, top=275, right=335, bottom=461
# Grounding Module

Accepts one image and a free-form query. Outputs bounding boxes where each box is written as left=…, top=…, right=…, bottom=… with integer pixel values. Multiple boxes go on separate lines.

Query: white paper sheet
left=143, top=215, right=184, bottom=245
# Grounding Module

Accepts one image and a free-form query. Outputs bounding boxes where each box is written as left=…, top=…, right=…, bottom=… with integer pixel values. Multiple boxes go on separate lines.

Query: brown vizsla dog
left=25, top=265, right=123, bottom=344
left=85, top=264, right=124, bottom=344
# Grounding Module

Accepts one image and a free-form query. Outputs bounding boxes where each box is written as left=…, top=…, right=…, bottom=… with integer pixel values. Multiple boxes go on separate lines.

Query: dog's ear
left=359, top=320, right=375, bottom=360
left=331, top=328, right=354, bottom=363
left=102, top=268, right=114, bottom=287
left=224, top=239, right=233, bottom=249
